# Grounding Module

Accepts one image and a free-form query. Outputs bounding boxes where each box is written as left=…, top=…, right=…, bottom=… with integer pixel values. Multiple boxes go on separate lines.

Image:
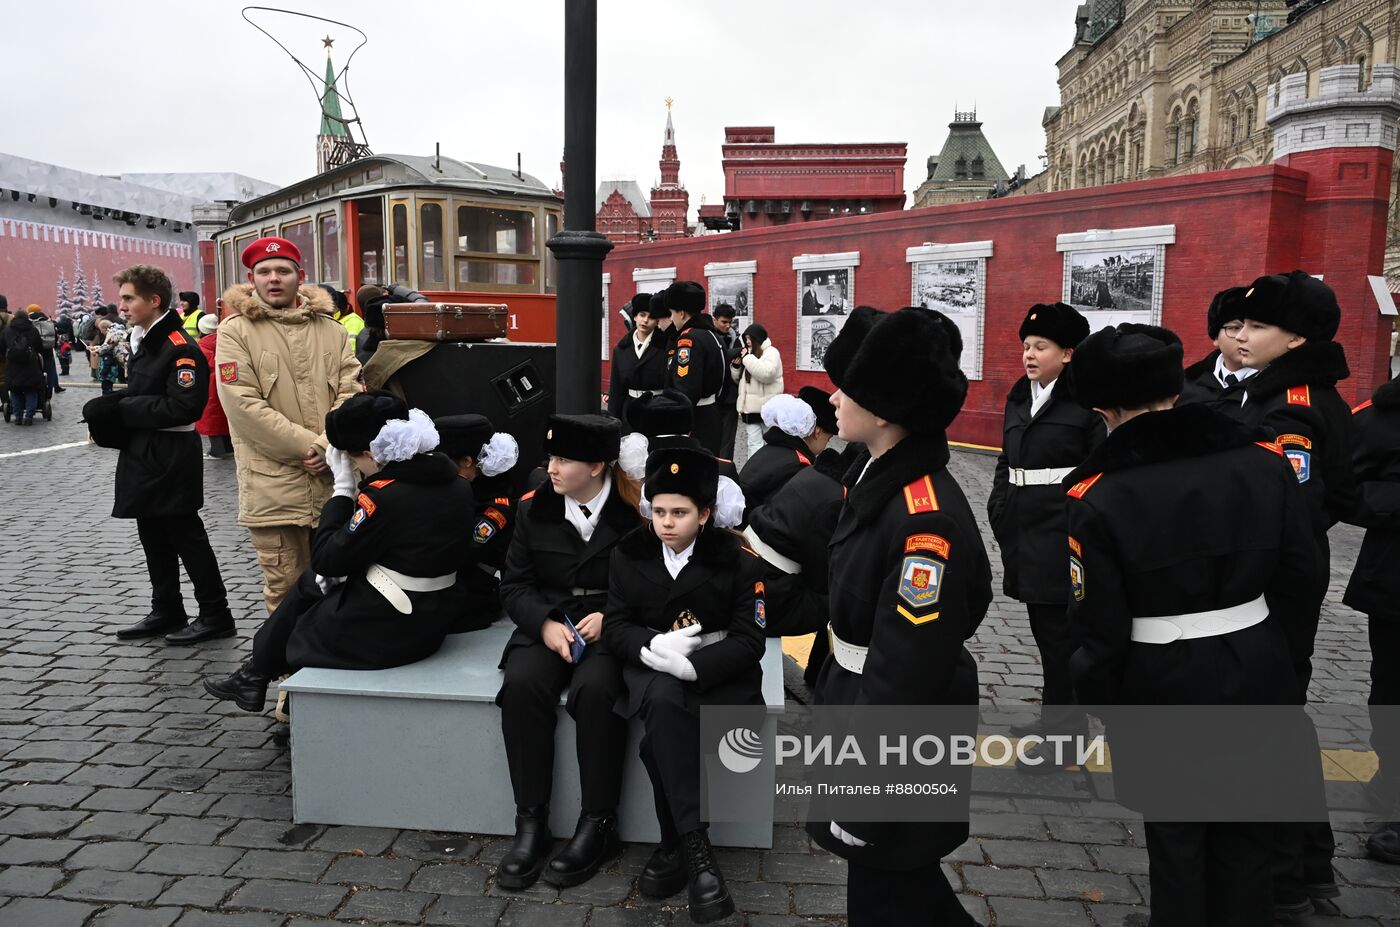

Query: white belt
left=571, top=586, right=607, bottom=597
left=1130, top=594, right=1268, bottom=644
left=159, top=423, right=196, bottom=433
left=696, top=394, right=717, bottom=407
left=628, top=388, right=649, bottom=398
left=366, top=563, right=457, bottom=615
left=828, top=624, right=867, bottom=675
left=1009, top=467, right=1073, bottom=487
left=742, top=525, right=802, bottom=575
left=698, top=630, right=728, bottom=648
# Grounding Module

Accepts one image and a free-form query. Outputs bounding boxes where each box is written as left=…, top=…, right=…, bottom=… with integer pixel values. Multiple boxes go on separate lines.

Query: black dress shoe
left=1367, top=822, right=1400, bottom=864
left=544, top=811, right=621, bottom=887
left=681, top=829, right=734, bottom=924
left=116, top=610, right=188, bottom=640
left=496, top=806, right=552, bottom=890
left=165, top=612, right=236, bottom=645
left=202, top=664, right=272, bottom=712
left=639, top=841, right=688, bottom=898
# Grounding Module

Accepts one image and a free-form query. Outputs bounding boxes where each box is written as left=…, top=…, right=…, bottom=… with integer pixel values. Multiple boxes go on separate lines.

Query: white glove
left=830, top=821, right=869, bottom=847
left=314, top=574, right=345, bottom=595
left=648, top=623, right=705, bottom=658
left=640, top=645, right=698, bottom=681
left=326, top=446, right=357, bottom=498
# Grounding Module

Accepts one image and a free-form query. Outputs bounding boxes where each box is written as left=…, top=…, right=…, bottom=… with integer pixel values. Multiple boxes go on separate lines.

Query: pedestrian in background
left=27, top=305, right=62, bottom=394
left=3, top=309, right=44, bottom=425
left=730, top=322, right=782, bottom=469
left=711, top=303, right=743, bottom=459
left=195, top=312, right=232, bottom=459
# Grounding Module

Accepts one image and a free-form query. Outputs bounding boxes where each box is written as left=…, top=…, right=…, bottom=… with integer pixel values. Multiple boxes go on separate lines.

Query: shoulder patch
left=218, top=362, right=238, bottom=384
left=905, top=533, right=951, bottom=559
left=1066, top=473, right=1102, bottom=499
left=521, top=489, right=537, bottom=501
left=902, top=476, right=939, bottom=514
left=483, top=507, right=507, bottom=529
left=175, top=357, right=197, bottom=368
left=495, top=497, right=512, bottom=507
left=896, top=554, right=943, bottom=624
left=1068, top=536, right=1083, bottom=557
left=167, top=331, right=185, bottom=346
left=176, top=368, right=196, bottom=389
left=754, top=580, right=767, bottom=629
left=796, top=451, right=812, bottom=466
left=473, top=517, right=497, bottom=544
left=355, top=492, right=377, bottom=516
left=1276, top=433, right=1313, bottom=450
left=1255, top=440, right=1284, bottom=456
left=1285, top=449, right=1312, bottom=483
left=1353, top=399, right=1374, bottom=415
left=368, top=478, right=395, bottom=489
left=677, top=337, right=693, bottom=347
left=1286, top=385, right=1312, bottom=407
left=1070, top=556, right=1086, bottom=602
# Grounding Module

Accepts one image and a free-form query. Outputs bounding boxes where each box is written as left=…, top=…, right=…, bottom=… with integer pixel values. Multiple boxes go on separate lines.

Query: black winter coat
left=807, top=432, right=992, bottom=870
left=607, top=330, right=669, bottom=420
left=987, top=369, right=1105, bottom=603
left=498, top=476, right=644, bottom=665
left=453, top=471, right=516, bottom=632
left=603, top=525, right=767, bottom=718
left=666, top=313, right=727, bottom=405
left=111, top=312, right=209, bottom=519
left=738, top=427, right=813, bottom=515
left=1176, top=349, right=1250, bottom=418
left=283, top=453, right=476, bottom=670
left=1343, top=376, right=1400, bottom=622
left=2, top=314, right=44, bottom=391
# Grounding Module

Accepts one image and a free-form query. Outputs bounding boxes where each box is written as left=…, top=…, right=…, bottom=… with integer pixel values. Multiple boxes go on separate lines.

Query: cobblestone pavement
left=0, top=378, right=1396, bottom=926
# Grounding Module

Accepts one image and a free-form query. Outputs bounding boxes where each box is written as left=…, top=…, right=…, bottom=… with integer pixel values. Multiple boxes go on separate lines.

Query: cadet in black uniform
left=202, top=391, right=476, bottom=710
left=620, top=389, right=740, bottom=483
left=1063, top=324, right=1319, bottom=927
left=1342, top=377, right=1400, bottom=863
left=607, top=293, right=670, bottom=421
left=435, top=414, right=521, bottom=632
left=806, top=306, right=992, bottom=927
left=495, top=415, right=643, bottom=889
left=82, top=264, right=235, bottom=644
left=603, top=445, right=764, bottom=924
left=1235, top=271, right=1356, bottom=913
left=987, top=303, right=1102, bottom=750
left=1177, top=286, right=1255, bottom=415
left=664, top=281, right=727, bottom=454
left=737, top=390, right=833, bottom=512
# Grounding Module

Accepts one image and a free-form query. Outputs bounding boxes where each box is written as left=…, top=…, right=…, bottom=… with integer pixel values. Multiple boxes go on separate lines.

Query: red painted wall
left=602, top=156, right=1393, bottom=447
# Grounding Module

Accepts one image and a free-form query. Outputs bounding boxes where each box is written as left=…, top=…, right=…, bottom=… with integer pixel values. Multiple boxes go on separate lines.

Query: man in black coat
left=607, top=293, right=669, bottom=422
left=712, top=303, right=744, bottom=458
left=83, top=265, right=234, bottom=643
left=737, top=387, right=834, bottom=514
left=1064, top=323, right=1320, bottom=927
left=664, top=281, right=727, bottom=454
left=1177, top=286, right=1255, bottom=415
left=807, top=306, right=991, bottom=927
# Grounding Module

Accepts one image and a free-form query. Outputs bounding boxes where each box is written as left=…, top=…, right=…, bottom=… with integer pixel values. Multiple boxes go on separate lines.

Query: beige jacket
left=216, top=284, right=362, bottom=528
left=732, top=340, right=784, bottom=415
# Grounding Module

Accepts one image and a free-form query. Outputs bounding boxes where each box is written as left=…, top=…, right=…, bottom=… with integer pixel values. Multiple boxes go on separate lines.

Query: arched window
left=1168, top=108, right=1182, bottom=165
left=1358, top=54, right=1370, bottom=90
left=1230, top=114, right=1239, bottom=145
left=1187, top=102, right=1199, bottom=158
left=1244, top=106, right=1255, bottom=138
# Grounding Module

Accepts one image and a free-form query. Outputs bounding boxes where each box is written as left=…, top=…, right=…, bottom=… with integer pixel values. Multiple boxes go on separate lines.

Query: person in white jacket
left=729, top=323, right=783, bottom=467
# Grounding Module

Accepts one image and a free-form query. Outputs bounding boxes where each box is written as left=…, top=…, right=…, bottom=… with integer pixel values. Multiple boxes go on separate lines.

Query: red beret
left=241, top=236, right=301, bottom=269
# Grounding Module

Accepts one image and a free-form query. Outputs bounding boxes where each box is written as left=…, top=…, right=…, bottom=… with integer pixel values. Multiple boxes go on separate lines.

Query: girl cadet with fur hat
left=607, top=291, right=670, bottom=422
left=986, top=302, right=1103, bottom=762
left=602, top=443, right=759, bottom=924
left=202, top=390, right=476, bottom=712
left=433, top=413, right=520, bottom=632
left=495, top=415, right=644, bottom=891
left=1062, top=323, right=1320, bottom=927
left=735, top=389, right=833, bottom=514
left=805, top=306, right=992, bottom=927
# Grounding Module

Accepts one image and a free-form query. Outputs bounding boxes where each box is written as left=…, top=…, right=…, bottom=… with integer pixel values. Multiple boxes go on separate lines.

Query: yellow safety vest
left=336, top=310, right=365, bottom=348
left=182, top=310, right=204, bottom=338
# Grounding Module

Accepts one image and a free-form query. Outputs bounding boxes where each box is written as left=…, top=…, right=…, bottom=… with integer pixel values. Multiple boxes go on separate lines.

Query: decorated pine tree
left=55, top=267, right=73, bottom=317
left=71, top=248, right=90, bottom=313
left=90, top=278, right=105, bottom=312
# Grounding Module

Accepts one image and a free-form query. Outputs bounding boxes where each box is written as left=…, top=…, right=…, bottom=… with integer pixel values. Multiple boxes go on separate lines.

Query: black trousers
left=637, top=674, right=706, bottom=837
left=846, top=859, right=974, bottom=927
left=1370, top=617, right=1400, bottom=791
left=717, top=403, right=738, bottom=460
left=692, top=403, right=721, bottom=456
left=135, top=513, right=228, bottom=617
left=247, top=572, right=319, bottom=677
left=1026, top=603, right=1085, bottom=734
left=1145, top=822, right=1273, bottom=926
left=497, top=640, right=626, bottom=815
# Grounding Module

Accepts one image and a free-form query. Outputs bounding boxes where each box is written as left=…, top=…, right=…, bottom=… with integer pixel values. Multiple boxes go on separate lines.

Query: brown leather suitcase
left=382, top=302, right=508, bottom=342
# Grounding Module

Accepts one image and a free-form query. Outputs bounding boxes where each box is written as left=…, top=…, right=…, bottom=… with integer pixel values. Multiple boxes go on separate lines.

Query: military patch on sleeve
left=1353, top=399, right=1374, bottom=415
left=1285, top=385, right=1312, bottom=407
left=176, top=368, right=196, bottom=389
left=754, top=580, right=767, bottom=628
left=473, top=518, right=496, bottom=543
left=1255, top=441, right=1284, bottom=456
left=1066, top=473, right=1102, bottom=499
left=904, top=533, right=951, bottom=559
left=1285, top=449, right=1312, bottom=483
left=902, top=476, right=939, bottom=514
left=1068, top=536, right=1082, bottom=557
left=175, top=357, right=197, bottom=368
left=167, top=331, right=185, bottom=346
left=218, top=362, right=239, bottom=384
left=677, top=346, right=691, bottom=366
left=355, top=493, right=377, bottom=515
left=676, top=365, right=690, bottom=378
left=1277, top=433, right=1313, bottom=450
left=677, top=337, right=693, bottom=348
left=495, top=497, right=512, bottom=507
left=349, top=506, right=369, bottom=532
left=1070, top=556, right=1086, bottom=602
left=484, top=507, right=507, bottom=529
left=896, top=555, right=943, bottom=624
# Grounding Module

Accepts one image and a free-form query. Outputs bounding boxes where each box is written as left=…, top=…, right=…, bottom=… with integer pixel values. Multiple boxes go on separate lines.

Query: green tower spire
left=319, top=51, right=349, bottom=138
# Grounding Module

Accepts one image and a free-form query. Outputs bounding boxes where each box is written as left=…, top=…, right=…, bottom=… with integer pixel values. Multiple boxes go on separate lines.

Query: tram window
left=221, top=240, right=234, bottom=292
left=281, top=220, right=315, bottom=275
left=318, top=213, right=341, bottom=283
left=458, top=259, right=536, bottom=287
left=392, top=204, right=409, bottom=282
left=420, top=203, right=445, bottom=286
left=456, top=206, right=535, bottom=255
left=545, top=212, right=559, bottom=293
left=355, top=199, right=385, bottom=285
left=233, top=234, right=257, bottom=278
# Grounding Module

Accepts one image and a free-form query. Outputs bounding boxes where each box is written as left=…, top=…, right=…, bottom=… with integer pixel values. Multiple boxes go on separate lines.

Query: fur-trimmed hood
left=1244, top=340, right=1349, bottom=398
left=1065, top=403, right=1263, bottom=484
left=616, top=519, right=742, bottom=567
left=219, top=283, right=335, bottom=323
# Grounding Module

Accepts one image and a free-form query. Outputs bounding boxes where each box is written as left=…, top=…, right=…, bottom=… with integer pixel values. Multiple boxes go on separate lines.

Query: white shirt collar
left=662, top=538, right=696, bottom=579
left=633, top=330, right=651, bottom=357
left=1213, top=353, right=1258, bottom=389
left=564, top=472, right=612, bottom=542
left=129, top=311, right=170, bottom=356
left=1030, top=377, right=1057, bottom=417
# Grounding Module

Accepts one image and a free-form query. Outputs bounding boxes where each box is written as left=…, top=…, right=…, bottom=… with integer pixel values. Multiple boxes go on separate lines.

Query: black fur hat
left=434, top=413, right=495, bottom=460
left=629, top=292, right=657, bottom=319
left=82, top=392, right=128, bottom=449
left=1238, top=270, right=1340, bottom=341
left=1207, top=286, right=1248, bottom=339
left=664, top=280, right=706, bottom=315
left=326, top=390, right=409, bottom=453
left=649, top=292, right=669, bottom=316
left=543, top=413, right=621, bottom=463
left=832, top=307, right=967, bottom=432
left=178, top=291, right=200, bottom=310
left=1072, top=323, right=1184, bottom=409
left=643, top=445, right=719, bottom=508
left=317, top=283, right=349, bottom=315
left=926, top=308, right=964, bottom=362
left=821, top=305, right=884, bottom=388
left=797, top=385, right=837, bottom=434
left=1019, top=302, right=1089, bottom=349
left=626, top=388, right=693, bottom=438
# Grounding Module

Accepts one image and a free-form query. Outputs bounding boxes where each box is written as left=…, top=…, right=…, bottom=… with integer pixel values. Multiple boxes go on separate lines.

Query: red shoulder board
left=903, top=475, right=939, bottom=514
left=1254, top=441, right=1284, bottom=456
left=1286, top=385, right=1312, bottom=407
left=495, top=497, right=511, bottom=506
left=796, top=451, right=812, bottom=466
left=167, top=331, right=185, bottom=346
left=368, top=478, right=395, bottom=489
left=521, top=489, right=537, bottom=501
left=1353, top=399, right=1374, bottom=415
left=1066, top=473, right=1102, bottom=499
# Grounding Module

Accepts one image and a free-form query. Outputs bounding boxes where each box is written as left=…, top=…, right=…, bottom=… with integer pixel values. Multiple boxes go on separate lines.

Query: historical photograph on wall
left=1063, top=246, right=1161, bottom=328
left=911, top=258, right=985, bottom=380
left=708, top=273, right=753, bottom=332
left=795, top=266, right=855, bottom=372
left=601, top=276, right=610, bottom=361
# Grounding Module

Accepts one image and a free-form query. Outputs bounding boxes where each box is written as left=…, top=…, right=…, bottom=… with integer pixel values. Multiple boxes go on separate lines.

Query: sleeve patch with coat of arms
left=1070, top=556, right=1085, bottom=601
left=896, top=555, right=943, bottom=625
left=176, top=368, right=196, bottom=388
left=218, top=362, right=239, bottom=384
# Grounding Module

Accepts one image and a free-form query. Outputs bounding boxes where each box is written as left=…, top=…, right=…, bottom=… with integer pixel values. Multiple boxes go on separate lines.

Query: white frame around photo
left=1057, top=225, right=1175, bottom=329
left=704, top=260, right=756, bottom=333
left=906, top=240, right=993, bottom=382
left=601, top=272, right=611, bottom=361
left=792, top=251, right=860, bottom=373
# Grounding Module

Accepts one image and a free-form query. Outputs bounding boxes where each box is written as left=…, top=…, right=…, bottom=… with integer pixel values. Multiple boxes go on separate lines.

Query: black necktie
left=1224, top=373, right=1239, bottom=387
left=579, top=504, right=592, bottom=519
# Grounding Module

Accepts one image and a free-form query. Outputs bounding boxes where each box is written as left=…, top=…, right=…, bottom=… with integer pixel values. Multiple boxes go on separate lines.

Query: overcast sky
left=2, top=0, right=1081, bottom=213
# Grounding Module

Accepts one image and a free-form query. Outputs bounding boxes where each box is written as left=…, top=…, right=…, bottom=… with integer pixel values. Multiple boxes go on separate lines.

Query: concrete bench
left=280, top=619, right=786, bottom=848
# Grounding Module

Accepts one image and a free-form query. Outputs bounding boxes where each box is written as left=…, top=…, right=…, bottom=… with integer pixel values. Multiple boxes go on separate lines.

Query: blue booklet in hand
left=561, top=614, right=587, bottom=663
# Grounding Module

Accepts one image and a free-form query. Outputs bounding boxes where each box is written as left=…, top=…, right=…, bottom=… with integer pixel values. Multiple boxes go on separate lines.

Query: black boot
left=681, top=829, right=733, bottom=924
left=1367, top=822, right=1400, bottom=864
left=640, top=842, right=688, bottom=899
left=116, top=609, right=188, bottom=640
left=544, top=811, right=621, bottom=887
left=165, top=610, right=236, bottom=645
left=496, top=806, right=552, bottom=890
left=202, top=663, right=272, bottom=712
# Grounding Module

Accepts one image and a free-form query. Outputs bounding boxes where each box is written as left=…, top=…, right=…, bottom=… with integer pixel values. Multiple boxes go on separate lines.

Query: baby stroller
left=1, top=360, right=53, bottom=423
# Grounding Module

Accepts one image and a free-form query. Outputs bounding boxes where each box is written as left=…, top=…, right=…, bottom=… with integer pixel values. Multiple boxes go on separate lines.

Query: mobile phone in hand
left=561, top=614, right=587, bottom=663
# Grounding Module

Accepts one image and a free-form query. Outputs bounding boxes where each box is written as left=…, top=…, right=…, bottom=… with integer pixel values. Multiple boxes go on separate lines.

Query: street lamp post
left=547, top=0, right=614, bottom=414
